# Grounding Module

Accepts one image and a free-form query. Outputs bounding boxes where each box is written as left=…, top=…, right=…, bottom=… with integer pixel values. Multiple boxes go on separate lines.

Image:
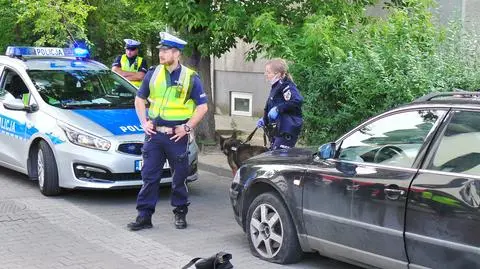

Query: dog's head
left=218, top=131, right=242, bottom=156
left=217, top=130, right=269, bottom=175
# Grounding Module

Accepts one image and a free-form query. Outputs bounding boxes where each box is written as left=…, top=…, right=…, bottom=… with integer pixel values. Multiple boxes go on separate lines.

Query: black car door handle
left=384, top=188, right=405, bottom=197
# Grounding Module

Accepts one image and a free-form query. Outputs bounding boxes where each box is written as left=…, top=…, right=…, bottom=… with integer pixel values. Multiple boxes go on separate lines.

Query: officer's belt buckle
left=155, top=126, right=174, bottom=134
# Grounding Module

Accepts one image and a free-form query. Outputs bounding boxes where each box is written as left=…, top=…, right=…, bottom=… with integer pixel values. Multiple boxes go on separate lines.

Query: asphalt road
left=0, top=167, right=359, bottom=269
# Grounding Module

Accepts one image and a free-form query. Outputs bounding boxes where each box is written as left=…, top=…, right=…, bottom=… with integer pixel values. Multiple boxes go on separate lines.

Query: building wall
left=214, top=70, right=268, bottom=116
left=214, top=40, right=269, bottom=116
left=464, top=0, right=480, bottom=30
left=212, top=0, right=476, bottom=117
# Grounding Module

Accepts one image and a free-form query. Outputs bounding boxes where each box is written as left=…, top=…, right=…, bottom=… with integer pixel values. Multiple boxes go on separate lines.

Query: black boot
left=127, top=216, right=153, bottom=231
left=173, top=206, right=188, bottom=229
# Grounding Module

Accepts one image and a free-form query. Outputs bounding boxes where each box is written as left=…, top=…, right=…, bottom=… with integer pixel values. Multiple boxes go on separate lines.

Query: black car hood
left=243, top=147, right=315, bottom=166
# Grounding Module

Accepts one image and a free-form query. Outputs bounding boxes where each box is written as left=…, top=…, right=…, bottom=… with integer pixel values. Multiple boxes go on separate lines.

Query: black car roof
left=411, top=91, right=480, bottom=107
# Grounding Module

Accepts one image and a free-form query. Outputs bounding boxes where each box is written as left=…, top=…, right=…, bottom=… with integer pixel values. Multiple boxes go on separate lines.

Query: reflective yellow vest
left=148, top=64, right=196, bottom=121
left=120, top=54, right=143, bottom=87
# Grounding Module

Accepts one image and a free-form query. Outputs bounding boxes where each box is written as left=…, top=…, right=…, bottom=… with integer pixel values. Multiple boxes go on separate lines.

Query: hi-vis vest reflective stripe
left=120, top=54, right=143, bottom=87
left=148, top=65, right=196, bottom=121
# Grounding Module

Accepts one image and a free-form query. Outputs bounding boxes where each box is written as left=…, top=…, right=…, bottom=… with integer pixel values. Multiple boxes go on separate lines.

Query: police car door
left=0, top=67, right=30, bottom=171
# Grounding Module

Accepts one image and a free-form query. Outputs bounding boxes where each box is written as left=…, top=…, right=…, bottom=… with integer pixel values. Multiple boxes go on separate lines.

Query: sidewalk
left=197, top=114, right=263, bottom=177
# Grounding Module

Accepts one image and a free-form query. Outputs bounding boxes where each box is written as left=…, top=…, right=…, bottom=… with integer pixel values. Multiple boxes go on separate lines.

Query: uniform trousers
left=136, top=132, right=189, bottom=218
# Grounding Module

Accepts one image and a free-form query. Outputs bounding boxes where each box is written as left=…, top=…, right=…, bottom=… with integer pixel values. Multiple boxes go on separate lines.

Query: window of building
left=230, top=91, right=252, bottom=116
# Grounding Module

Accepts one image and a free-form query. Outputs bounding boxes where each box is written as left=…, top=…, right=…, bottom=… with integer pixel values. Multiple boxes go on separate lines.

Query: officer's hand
left=268, top=106, right=279, bottom=120
left=143, top=120, right=157, bottom=135
left=256, top=118, right=265, bottom=128
left=171, top=126, right=188, bottom=142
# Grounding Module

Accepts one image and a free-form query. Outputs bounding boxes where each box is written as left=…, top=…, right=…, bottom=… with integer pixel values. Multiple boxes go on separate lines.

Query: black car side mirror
left=318, top=142, right=336, bottom=159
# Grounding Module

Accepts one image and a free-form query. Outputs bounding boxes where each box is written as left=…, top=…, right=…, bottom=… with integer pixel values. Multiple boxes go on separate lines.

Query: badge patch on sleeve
left=283, top=89, right=291, bottom=101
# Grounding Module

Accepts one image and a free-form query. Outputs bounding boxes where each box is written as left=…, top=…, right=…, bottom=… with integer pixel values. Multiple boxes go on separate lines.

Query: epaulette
left=149, top=66, right=156, bottom=70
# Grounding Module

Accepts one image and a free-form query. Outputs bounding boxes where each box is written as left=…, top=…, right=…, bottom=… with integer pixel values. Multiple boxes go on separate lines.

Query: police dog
left=218, top=131, right=268, bottom=175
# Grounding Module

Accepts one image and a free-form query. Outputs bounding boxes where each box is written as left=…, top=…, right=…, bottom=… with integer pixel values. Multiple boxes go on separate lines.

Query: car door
left=302, top=108, right=447, bottom=269
left=406, top=109, right=480, bottom=269
left=0, top=68, right=31, bottom=170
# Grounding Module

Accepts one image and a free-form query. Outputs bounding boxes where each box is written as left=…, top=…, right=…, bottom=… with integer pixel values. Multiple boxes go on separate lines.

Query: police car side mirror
left=27, top=103, right=39, bottom=113
left=3, top=98, right=37, bottom=112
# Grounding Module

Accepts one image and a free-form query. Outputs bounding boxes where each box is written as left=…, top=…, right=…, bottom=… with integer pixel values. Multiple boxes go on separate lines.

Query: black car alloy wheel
left=246, top=192, right=302, bottom=264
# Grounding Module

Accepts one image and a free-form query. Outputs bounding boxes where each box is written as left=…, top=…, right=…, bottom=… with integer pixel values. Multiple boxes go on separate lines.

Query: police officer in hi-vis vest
left=112, top=39, right=148, bottom=88
left=127, top=32, right=208, bottom=231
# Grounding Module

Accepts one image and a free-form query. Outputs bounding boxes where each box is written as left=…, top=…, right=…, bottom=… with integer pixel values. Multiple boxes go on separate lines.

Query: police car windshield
left=27, top=66, right=137, bottom=109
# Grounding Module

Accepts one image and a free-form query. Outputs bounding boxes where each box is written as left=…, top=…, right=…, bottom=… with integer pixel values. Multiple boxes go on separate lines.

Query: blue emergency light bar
left=5, top=46, right=89, bottom=58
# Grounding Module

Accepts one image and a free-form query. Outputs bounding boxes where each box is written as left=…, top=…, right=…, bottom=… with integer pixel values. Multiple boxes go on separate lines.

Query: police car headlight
left=59, top=124, right=111, bottom=151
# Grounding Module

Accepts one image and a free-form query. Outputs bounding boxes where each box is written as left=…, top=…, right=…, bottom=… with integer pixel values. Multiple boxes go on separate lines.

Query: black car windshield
left=27, top=68, right=137, bottom=109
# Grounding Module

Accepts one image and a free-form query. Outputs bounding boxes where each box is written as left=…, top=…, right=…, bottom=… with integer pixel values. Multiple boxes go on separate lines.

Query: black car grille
left=118, top=142, right=143, bottom=156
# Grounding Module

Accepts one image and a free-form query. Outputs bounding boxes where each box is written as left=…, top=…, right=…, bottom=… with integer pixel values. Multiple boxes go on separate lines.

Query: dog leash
left=241, top=126, right=270, bottom=148
left=241, top=127, right=258, bottom=145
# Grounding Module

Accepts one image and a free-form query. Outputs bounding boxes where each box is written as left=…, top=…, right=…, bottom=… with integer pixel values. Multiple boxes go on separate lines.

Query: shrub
left=264, top=1, right=480, bottom=145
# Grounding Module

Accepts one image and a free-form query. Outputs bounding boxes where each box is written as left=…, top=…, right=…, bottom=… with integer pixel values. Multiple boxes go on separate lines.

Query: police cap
left=156, top=32, right=187, bottom=50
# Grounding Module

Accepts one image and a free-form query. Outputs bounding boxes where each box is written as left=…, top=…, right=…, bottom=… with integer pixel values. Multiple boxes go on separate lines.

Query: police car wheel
left=37, top=141, right=61, bottom=196
left=245, top=192, right=303, bottom=264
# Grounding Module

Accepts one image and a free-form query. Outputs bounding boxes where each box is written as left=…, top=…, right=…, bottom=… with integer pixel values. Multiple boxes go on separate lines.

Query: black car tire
left=246, top=192, right=303, bottom=264
left=36, top=140, right=61, bottom=196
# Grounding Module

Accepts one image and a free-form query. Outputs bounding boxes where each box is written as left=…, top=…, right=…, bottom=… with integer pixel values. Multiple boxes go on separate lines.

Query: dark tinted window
left=339, top=110, right=445, bottom=168
left=428, top=111, right=480, bottom=176
left=0, top=69, right=29, bottom=100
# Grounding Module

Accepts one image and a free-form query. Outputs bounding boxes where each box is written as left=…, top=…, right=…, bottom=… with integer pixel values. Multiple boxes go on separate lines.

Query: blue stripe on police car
left=0, top=114, right=64, bottom=144
left=74, top=109, right=143, bottom=135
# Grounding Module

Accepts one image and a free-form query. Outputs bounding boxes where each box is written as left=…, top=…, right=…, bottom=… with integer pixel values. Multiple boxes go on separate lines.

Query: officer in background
left=257, top=58, right=303, bottom=149
left=127, top=32, right=208, bottom=231
left=112, top=39, right=148, bottom=88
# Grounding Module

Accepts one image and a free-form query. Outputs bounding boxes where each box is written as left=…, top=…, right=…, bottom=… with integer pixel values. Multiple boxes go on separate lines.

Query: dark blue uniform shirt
left=137, top=64, right=208, bottom=127
left=263, top=77, right=303, bottom=137
left=112, top=55, right=148, bottom=73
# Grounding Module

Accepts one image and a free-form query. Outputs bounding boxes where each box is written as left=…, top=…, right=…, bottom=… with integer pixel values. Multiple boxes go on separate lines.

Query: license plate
left=134, top=160, right=169, bottom=172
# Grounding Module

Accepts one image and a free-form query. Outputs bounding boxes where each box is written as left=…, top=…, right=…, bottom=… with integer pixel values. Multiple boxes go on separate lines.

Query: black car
left=229, top=92, right=480, bottom=268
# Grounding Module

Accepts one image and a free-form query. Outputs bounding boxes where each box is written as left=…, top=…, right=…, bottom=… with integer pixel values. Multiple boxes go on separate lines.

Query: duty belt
left=155, top=126, right=174, bottom=134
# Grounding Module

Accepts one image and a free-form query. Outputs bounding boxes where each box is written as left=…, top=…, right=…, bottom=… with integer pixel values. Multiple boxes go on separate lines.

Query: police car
left=0, top=46, right=198, bottom=196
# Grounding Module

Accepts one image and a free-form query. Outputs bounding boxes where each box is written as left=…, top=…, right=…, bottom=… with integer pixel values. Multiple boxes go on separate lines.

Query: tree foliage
left=85, top=0, right=164, bottom=64
left=13, top=0, right=95, bottom=46
left=0, top=0, right=19, bottom=50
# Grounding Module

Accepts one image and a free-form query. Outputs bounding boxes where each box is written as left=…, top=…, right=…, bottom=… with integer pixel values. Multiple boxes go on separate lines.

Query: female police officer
left=127, top=32, right=208, bottom=231
left=257, top=58, right=303, bottom=149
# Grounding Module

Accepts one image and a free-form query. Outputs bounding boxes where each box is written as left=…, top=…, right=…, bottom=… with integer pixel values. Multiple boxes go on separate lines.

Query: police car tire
left=37, top=141, right=61, bottom=196
left=245, top=192, right=303, bottom=264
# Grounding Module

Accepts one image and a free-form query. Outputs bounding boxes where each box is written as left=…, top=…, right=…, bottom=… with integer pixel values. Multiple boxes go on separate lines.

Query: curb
left=198, top=162, right=233, bottom=178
